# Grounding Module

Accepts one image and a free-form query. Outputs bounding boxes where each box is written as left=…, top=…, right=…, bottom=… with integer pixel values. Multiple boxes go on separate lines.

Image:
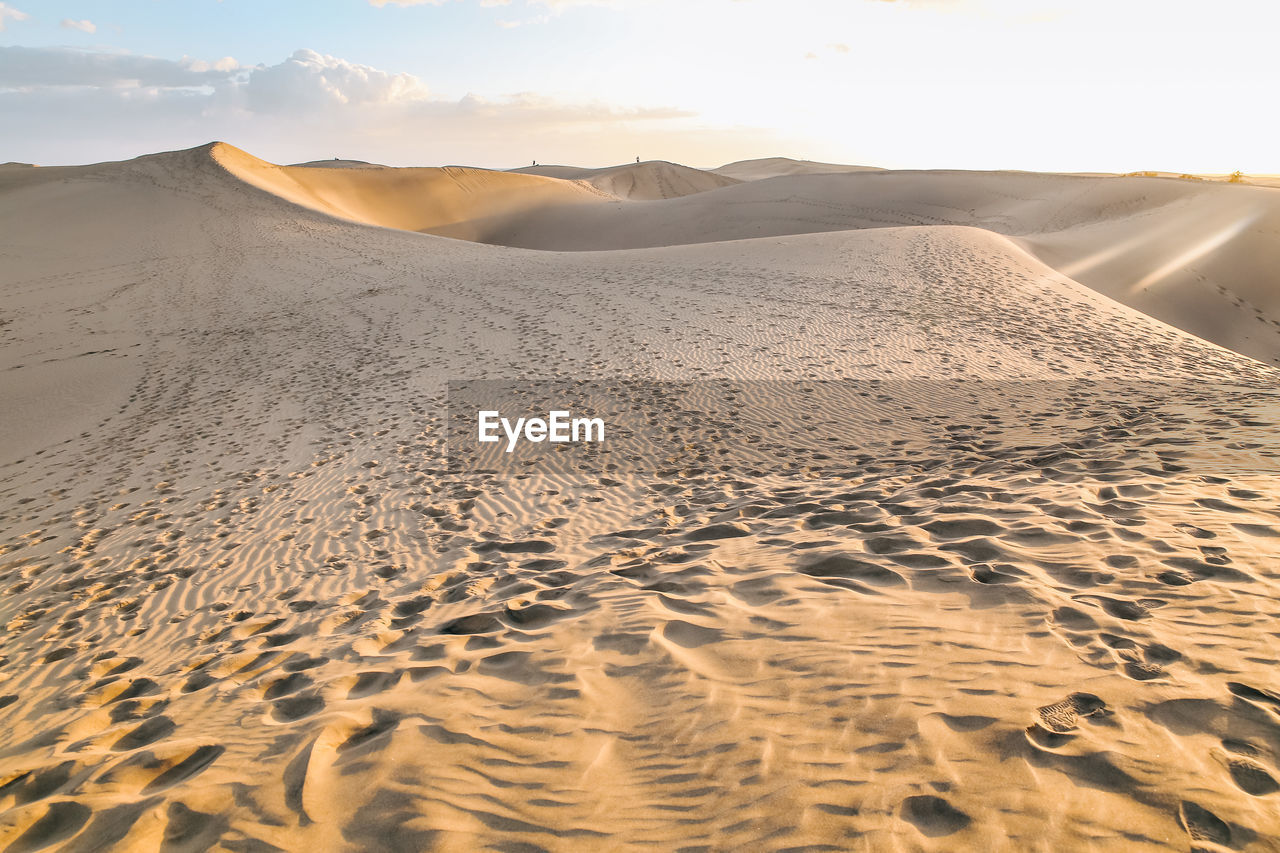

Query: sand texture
left=2, top=144, right=1279, bottom=851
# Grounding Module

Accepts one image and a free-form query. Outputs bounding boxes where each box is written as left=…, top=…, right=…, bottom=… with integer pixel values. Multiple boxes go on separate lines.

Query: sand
left=213, top=145, right=609, bottom=238
left=511, top=161, right=740, bottom=200
left=712, top=156, right=885, bottom=181
left=1, top=143, right=1279, bottom=851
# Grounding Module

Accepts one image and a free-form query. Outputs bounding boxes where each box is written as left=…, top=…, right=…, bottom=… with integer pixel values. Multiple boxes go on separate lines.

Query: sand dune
left=1124, top=171, right=1280, bottom=190
left=448, top=170, right=1280, bottom=365
left=712, top=156, right=884, bottom=181
left=198, top=145, right=1280, bottom=367
left=201, top=145, right=1280, bottom=364
left=2, top=143, right=1280, bottom=851
left=511, top=160, right=740, bottom=200
left=290, top=159, right=389, bottom=170
left=180, top=145, right=1280, bottom=364
left=208, top=143, right=607, bottom=237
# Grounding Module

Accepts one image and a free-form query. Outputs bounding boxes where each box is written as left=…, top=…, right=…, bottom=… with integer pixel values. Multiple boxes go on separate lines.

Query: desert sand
left=511, top=160, right=739, bottom=200
left=1, top=143, right=1279, bottom=851
left=711, top=157, right=886, bottom=181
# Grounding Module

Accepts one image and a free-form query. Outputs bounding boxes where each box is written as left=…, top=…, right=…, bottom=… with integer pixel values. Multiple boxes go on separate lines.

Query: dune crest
left=457, top=168, right=1280, bottom=365
left=208, top=142, right=608, bottom=237
left=713, top=156, right=884, bottom=181
left=59, top=144, right=1276, bottom=365
left=512, top=160, right=740, bottom=200
left=290, top=158, right=389, bottom=170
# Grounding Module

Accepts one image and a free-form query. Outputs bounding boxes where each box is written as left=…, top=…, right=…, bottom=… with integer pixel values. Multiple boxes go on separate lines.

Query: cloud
left=0, top=44, right=685, bottom=121
left=0, top=46, right=243, bottom=89
left=0, top=46, right=697, bottom=167
left=0, top=47, right=426, bottom=112
left=60, top=18, right=97, bottom=33
left=240, top=49, right=428, bottom=113
left=0, top=2, right=29, bottom=31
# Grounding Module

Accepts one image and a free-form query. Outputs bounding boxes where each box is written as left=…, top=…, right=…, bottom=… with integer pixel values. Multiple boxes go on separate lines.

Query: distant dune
left=511, top=160, right=740, bottom=200
left=471, top=170, right=1280, bottom=364
left=290, top=158, right=389, bottom=170
left=712, top=156, right=884, bottom=181
left=1121, top=170, right=1280, bottom=190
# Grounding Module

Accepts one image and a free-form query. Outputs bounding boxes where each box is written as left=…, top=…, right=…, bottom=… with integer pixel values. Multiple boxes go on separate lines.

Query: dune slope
left=512, top=160, right=740, bottom=200
left=456, top=170, right=1280, bottom=365
left=201, top=145, right=1280, bottom=364
left=209, top=142, right=608, bottom=237
left=713, top=156, right=885, bottom=181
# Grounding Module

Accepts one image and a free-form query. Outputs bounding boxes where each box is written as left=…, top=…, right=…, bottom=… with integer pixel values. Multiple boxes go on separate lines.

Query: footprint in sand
left=1213, top=741, right=1280, bottom=796
left=681, top=522, right=749, bottom=541
left=272, top=693, right=325, bottom=722
left=796, top=553, right=905, bottom=590
left=661, top=619, right=723, bottom=648
left=111, top=715, right=176, bottom=751
left=3, top=801, right=93, bottom=853
left=1035, top=692, right=1108, bottom=734
left=439, top=612, right=503, bottom=635
left=1179, top=800, right=1231, bottom=847
left=900, top=794, right=971, bottom=837
left=141, top=745, right=226, bottom=794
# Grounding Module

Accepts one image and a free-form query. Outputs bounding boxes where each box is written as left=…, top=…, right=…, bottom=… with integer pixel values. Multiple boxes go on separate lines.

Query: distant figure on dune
left=533, top=160, right=538, bottom=167
left=636, top=156, right=640, bottom=164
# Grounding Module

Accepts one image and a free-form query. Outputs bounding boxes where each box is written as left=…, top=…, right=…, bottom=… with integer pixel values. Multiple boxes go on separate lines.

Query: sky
left=1, top=0, right=1277, bottom=172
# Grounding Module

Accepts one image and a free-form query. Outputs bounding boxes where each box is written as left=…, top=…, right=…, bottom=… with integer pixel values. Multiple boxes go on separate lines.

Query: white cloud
left=0, top=47, right=244, bottom=88
left=60, top=18, right=97, bottom=33
left=0, top=46, right=699, bottom=167
left=0, top=2, right=29, bottom=31
left=183, top=56, right=241, bottom=73
left=0, top=47, right=428, bottom=112
left=240, top=49, right=429, bottom=113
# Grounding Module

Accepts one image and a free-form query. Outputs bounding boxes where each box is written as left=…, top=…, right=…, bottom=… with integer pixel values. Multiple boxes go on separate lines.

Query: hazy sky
left=1, top=0, right=1276, bottom=171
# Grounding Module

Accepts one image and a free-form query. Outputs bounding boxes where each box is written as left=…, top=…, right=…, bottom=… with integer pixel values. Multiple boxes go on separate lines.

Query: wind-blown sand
left=1, top=143, right=1279, bottom=851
